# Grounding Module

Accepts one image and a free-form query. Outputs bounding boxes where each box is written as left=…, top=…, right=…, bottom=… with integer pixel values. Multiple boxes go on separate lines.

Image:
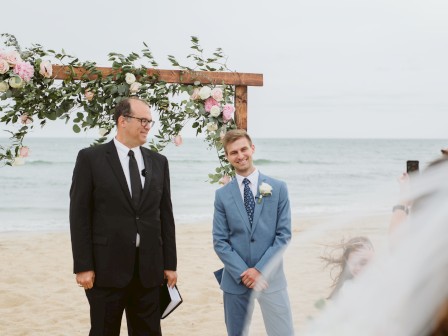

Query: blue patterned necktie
left=243, top=178, right=255, bottom=226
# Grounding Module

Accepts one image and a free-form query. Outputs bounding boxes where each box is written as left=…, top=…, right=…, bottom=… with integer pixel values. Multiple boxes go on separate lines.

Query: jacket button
left=251, top=238, right=255, bottom=242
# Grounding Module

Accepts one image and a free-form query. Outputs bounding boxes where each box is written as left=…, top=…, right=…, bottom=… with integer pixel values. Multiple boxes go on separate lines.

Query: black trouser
left=86, top=251, right=161, bottom=336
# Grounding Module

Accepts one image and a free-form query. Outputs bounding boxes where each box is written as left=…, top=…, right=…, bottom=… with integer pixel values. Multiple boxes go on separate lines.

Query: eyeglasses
left=125, top=115, right=155, bottom=127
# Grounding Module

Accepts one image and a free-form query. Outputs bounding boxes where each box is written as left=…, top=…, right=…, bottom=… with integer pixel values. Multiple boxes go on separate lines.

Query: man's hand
left=164, top=270, right=177, bottom=288
left=241, top=268, right=269, bottom=291
left=76, top=270, right=95, bottom=290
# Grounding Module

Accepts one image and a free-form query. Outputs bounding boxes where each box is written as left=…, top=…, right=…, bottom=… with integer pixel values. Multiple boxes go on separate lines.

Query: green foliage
left=0, top=34, right=237, bottom=182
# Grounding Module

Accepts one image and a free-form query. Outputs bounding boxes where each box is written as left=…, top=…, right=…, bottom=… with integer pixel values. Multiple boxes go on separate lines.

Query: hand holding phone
left=406, top=160, right=419, bottom=174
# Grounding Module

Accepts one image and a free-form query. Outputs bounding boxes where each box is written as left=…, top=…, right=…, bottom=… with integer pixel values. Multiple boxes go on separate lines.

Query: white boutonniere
left=258, top=182, right=273, bottom=204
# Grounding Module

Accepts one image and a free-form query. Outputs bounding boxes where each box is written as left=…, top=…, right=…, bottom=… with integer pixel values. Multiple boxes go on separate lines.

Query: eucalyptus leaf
left=73, top=124, right=81, bottom=133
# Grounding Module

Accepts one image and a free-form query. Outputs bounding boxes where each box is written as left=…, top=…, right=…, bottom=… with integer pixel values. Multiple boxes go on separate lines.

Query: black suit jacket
left=70, top=140, right=177, bottom=288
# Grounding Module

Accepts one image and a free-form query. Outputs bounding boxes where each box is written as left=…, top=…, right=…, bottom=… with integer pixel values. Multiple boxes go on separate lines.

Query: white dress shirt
left=113, top=137, right=145, bottom=247
left=235, top=169, right=259, bottom=201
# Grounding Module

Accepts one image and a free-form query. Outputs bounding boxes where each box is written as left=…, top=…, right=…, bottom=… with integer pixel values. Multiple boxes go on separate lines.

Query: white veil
left=242, top=158, right=448, bottom=336
left=303, top=158, right=448, bottom=335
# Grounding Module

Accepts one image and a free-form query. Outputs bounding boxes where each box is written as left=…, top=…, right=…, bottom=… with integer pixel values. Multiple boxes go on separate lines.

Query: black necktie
left=128, top=150, right=141, bottom=209
left=243, top=178, right=255, bottom=226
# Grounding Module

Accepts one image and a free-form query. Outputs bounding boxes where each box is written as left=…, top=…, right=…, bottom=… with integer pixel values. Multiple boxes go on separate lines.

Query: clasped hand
left=241, top=268, right=268, bottom=291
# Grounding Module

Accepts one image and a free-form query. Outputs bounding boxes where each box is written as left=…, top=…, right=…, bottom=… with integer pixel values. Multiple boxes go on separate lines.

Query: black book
left=159, top=282, right=183, bottom=319
left=214, top=267, right=224, bottom=285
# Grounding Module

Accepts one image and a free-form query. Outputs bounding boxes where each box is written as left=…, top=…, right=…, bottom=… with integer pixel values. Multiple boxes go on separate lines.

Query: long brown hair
left=321, top=236, right=374, bottom=299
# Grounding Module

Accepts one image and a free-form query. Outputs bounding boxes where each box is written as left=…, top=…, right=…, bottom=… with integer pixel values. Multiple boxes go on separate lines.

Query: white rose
left=99, top=128, right=108, bottom=136
left=9, top=76, right=23, bottom=89
left=0, top=59, right=9, bottom=74
left=206, top=122, right=218, bottom=132
left=129, top=82, right=142, bottom=94
left=125, top=73, right=136, bottom=84
left=199, top=86, right=211, bottom=100
left=210, top=105, right=221, bottom=117
left=0, top=81, right=9, bottom=92
left=39, top=60, right=52, bottom=78
left=12, top=157, right=25, bottom=166
left=259, top=182, right=273, bottom=195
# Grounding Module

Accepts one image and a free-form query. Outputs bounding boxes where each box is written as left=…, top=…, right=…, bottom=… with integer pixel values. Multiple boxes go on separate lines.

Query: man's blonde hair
left=222, top=129, right=253, bottom=154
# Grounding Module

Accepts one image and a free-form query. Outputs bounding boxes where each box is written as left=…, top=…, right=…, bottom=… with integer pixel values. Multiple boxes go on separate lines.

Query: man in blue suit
left=213, top=129, right=294, bottom=336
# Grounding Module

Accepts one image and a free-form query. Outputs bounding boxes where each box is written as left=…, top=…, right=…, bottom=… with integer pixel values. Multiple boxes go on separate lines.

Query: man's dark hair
left=113, top=97, right=149, bottom=124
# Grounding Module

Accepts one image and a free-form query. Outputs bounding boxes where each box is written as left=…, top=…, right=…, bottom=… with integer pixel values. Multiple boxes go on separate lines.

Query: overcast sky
left=1, top=0, right=447, bottom=138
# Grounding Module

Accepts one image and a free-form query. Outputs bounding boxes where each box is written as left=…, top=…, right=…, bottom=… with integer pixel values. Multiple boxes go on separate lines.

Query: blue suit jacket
left=212, top=172, right=291, bottom=294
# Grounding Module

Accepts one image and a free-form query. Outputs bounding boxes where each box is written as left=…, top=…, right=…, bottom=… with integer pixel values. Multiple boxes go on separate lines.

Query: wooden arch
left=52, top=65, right=264, bottom=130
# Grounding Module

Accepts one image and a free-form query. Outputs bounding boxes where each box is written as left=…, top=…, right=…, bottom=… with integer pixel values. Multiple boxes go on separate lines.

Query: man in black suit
left=70, top=97, right=177, bottom=335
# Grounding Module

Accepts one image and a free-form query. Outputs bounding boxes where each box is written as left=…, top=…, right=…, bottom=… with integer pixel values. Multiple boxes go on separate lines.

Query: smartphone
left=406, top=160, right=419, bottom=174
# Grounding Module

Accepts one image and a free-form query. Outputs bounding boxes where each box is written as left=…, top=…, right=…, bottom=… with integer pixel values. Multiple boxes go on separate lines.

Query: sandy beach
left=0, top=214, right=390, bottom=335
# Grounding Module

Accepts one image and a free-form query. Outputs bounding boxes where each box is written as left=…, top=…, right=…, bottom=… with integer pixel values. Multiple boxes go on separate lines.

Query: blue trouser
left=223, top=288, right=294, bottom=336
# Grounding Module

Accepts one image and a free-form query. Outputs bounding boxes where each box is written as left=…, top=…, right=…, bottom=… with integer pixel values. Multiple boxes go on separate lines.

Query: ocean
left=0, top=137, right=446, bottom=232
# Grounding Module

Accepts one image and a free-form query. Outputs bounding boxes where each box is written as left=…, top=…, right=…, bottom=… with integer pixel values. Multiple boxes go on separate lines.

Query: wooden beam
left=235, top=86, right=248, bottom=130
left=51, top=65, right=263, bottom=87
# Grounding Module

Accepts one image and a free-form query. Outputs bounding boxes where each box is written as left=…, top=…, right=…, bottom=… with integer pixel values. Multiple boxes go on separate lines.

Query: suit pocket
left=93, top=235, right=108, bottom=245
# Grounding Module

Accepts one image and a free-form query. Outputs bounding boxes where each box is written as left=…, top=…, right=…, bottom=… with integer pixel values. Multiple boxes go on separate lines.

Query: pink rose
left=173, top=134, right=183, bottom=146
left=222, top=104, right=235, bottom=122
left=19, top=146, right=29, bottom=158
left=4, top=51, right=22, bottom=65
left=13, top=61, right=34, bottom=82
left=211, top=88, right=223, bottom=102
left=219, top=175, right=231, bottom=185
left=190, top=88, right=200, bottom=100
left=0, top=59, right=9, bottom=74
left=204, top=97, right=219, bottom=112
left=39, top=60, right=52, bottom=78
left=85, top=89, right=94, bottom=101
left=220, top=130, right=226, bottom=140
left=20, top=114, right=32, bottom=125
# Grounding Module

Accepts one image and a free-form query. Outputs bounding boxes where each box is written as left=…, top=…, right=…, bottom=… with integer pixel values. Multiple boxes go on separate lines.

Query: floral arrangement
left=188, top=84, right=237, bottom=182
left=0, top=34, right=237, bottom=182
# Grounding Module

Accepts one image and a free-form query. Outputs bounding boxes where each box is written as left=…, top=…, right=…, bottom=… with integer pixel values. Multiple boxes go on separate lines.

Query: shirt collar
left=236, top=168, right=259, bottom=187
left=113, top=137, right=140, bottom=159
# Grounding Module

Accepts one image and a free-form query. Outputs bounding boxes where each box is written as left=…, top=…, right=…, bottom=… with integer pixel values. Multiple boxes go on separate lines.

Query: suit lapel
left=229, top=179, right=252, bottom=231
left=105, top=141, right=133, bottom=209
left=139, top=147, right=153, bottom=207
left=251, top=173, right=266, bottom=234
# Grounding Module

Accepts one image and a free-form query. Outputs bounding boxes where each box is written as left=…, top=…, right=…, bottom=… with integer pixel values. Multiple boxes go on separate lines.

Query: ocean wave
left=26, top=160, right=74, bottom=166
left=0, top=206, right=68, bottom=212
left=296, top=160, right=332, bottom=165
left=170, top=159, right=216, bottom=164
left=254, top=159, right=331, bottom=165
left=254, top=159, right=289, bottom=165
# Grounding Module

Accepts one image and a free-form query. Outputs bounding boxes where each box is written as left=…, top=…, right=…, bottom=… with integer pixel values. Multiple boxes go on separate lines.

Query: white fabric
left=113, top=137, right=144, bottom=247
